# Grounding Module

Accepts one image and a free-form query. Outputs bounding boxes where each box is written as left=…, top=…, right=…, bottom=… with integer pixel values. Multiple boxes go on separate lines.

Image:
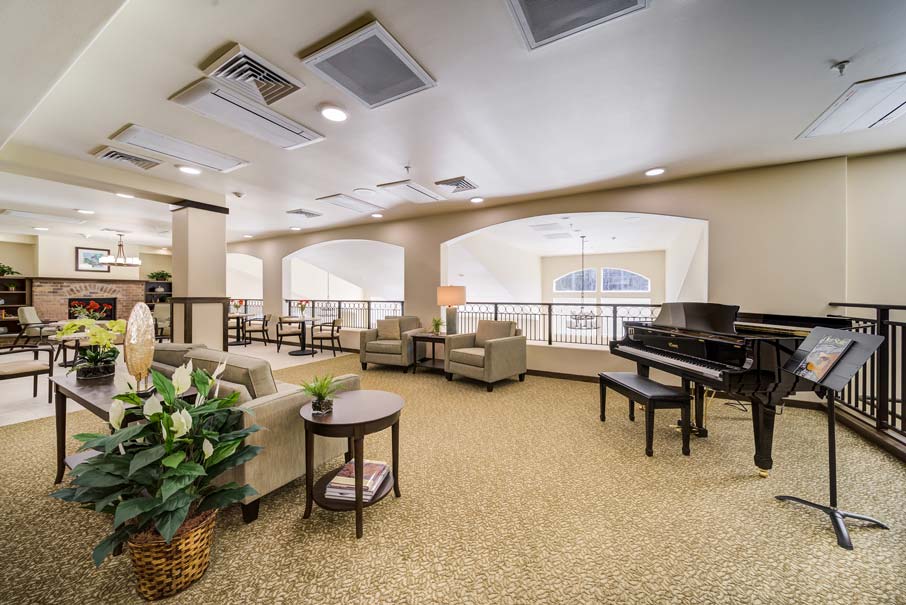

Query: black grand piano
left=610, top=302, right=851, bottom=475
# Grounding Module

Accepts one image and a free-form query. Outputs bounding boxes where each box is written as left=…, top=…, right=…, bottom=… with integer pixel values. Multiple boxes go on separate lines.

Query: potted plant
left=231, top=299, right=244, bottom=313
left=147, top=270, right=171, bottom=282
left=70, top=299, right=114, bottom=320
left=430, top=317, right=445, bottom=335
left=0, top=263, right=20, bottom=277
left=5, top=283, right=17, bottom=291
left=52, top=361, right=261, bottom=600
left=58, top=318, right=127, bottom=380
left=301, top=374, right=338, bottom=415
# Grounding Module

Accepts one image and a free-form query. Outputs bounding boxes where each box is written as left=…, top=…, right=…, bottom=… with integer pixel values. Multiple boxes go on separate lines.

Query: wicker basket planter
left=127, top=510, right=217, bottom=600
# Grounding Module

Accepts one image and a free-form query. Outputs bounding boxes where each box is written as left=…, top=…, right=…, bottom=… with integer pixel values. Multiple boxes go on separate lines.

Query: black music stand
left=776, top=327, right=888, bottom=550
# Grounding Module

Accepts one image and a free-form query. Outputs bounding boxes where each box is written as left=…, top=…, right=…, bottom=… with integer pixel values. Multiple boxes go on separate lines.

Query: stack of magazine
left=325, top=459, right=389, bottom=502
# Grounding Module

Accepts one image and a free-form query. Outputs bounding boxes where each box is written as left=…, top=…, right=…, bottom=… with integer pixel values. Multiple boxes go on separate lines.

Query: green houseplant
left=147, top=270, right=172, bottom=281
left=58, top=318, right=127, bottom=380
left=51, top=360, right=261, bottom=599
left=430, top=317, right=445, bottom=335
left=0, top=263, right=20, bottom=277
left=301, top=374, right=338, bottom=415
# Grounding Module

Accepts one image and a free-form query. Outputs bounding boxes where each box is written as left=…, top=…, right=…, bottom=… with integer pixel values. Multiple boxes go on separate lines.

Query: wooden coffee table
left=411, top=332, right=446, bottom=373
left=300, top=389, right=403, bottom=538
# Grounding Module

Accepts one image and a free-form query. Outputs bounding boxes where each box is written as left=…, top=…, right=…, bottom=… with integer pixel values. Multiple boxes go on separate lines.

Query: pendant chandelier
left=567, top=235, right=598, bottom=331
left=100, top=233, right=142, bottom=267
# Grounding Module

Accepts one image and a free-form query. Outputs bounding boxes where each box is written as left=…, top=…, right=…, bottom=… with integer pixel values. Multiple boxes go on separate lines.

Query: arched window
left=553, top=268, right=596, bottom=292
left=601, top=268, right=650, bottom=292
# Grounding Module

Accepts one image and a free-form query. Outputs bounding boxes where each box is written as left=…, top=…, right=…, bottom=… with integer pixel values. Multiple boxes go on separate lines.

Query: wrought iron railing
left=284, top=300, right=405, bottom=329
left=829, top=302, right=906, bottom=442
left=457, top=302, right=661, bottom=346
left=228, top=298, right=264, bottom=317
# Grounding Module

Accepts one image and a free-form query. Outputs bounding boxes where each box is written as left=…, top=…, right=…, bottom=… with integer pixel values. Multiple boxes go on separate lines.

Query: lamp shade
left=437, top=286, right=466, bottom=306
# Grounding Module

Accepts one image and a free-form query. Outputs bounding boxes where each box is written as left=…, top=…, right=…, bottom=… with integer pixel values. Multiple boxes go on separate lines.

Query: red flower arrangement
left=70, top=299, right=112, bottom=320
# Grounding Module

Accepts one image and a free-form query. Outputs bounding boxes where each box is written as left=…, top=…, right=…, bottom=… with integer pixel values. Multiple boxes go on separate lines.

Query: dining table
left=281, top=316, right=318, bottom=357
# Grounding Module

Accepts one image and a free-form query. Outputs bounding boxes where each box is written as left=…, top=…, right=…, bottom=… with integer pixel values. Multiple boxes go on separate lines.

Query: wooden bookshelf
left=145, top=281, right=172, bottom=309
left=0, top=276, right=32, bottom=336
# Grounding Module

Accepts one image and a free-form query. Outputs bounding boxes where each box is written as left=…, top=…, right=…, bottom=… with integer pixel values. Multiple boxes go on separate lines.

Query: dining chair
left=245, top=314, right=272, bottom=345
left=310, top=318, right=343, bottom=357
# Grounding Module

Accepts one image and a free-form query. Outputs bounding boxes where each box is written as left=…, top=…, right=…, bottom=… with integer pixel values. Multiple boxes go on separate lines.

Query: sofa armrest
left=484, top=335, right=527, bottom=381
left=400, top=327, right=425, bottom=365
left=360, top=329, right=378, bottom=360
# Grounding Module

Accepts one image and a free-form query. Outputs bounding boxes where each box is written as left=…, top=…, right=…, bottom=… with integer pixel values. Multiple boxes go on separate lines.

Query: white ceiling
left=452, top=212, right=705, bottom=256
left=4, top=0, right=906, bottom=242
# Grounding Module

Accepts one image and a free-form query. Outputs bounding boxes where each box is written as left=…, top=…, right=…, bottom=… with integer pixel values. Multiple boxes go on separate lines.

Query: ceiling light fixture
left=371, top=213, right=383, bottom=218
left=115, top=193, right=135, bottom=199
left=290, top=227, right=302, bottom=231
left=99, top=234, right=141, bottom=267
left=352, top=187, right=376, bottom=197
left=470, top=197, right=484, bottom=204
left=242, top=234, right=253, bottom=238
left=33, top=227, right=49, bottom=231
left=76, top=209, right=95, bottom=215
left=318, top=103, right=348, bottom=122
left=178, top=165, right=202, bottom=175
left=645, top=168, right=665, bottom=177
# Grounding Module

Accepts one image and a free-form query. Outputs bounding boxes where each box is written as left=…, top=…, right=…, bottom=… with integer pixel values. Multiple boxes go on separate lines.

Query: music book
left=792, top=334, right=853, bottom=384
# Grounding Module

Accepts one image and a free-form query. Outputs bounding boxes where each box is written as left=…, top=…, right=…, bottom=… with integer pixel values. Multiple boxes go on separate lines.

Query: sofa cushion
left=377, top=319, right=401, bottom=340
left=366, top=339, right=402, bottom=355
left=474, top=320, right=517, bottom=347
left=450, top=347, right=486, bottom=368
left=153, top=343, right=206, bottom=369
left=186, top=348, right=278, bottom=399
left=0, top=360, right=49, bottom=376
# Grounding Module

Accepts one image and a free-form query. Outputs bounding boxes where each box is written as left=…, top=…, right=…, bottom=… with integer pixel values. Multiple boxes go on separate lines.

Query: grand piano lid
left=651, top=302, right=739, bottom=334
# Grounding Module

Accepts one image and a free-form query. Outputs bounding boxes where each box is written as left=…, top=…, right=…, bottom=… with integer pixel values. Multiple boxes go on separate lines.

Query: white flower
left=213, top=356, right=227, bottom=398
left=143, top=395, right=163, bottom=418
left=171, top=408, right=193, bottom=439
left=202, top=438, right=214, bottom=460
left=172, top=360, right=193, bottom=396
left=114, top=372, right=136, bottom=394
left=109, top=400, right=125, bottom=430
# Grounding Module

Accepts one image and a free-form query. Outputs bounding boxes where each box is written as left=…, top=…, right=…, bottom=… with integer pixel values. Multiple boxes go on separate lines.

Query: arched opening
left=227, top=252, right=264, bottom=315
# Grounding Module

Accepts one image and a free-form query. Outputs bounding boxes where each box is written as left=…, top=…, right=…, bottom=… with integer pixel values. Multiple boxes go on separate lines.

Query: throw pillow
left=377, top=319, right=401, bottom=340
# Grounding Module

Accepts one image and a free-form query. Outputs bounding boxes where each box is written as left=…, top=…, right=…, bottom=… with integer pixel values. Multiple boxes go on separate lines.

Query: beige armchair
left=444, top=320, right=527, bottom=392
left=12, top=307, right=57, bottom=348
left=150, top=344, right=352, bottom=522
left=360, top=315, right=424, bottom=372
left=151, top=303, right=171, bottom=342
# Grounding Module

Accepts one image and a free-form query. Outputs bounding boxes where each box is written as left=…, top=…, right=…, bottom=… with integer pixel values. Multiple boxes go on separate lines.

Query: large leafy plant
left=51, top=360, right=261, bottom=566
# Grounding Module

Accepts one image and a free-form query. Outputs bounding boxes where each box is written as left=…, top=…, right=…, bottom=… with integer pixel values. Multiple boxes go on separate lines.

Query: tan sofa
left=444, top=320, right=527, bottom=392
left=151, top=343, right=352, bottom=522
left=360, top=315, right=424, bottom=373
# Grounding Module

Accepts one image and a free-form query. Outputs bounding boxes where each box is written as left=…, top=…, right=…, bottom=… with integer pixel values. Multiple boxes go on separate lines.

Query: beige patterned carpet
left=1, top=354, right=904, bottom=604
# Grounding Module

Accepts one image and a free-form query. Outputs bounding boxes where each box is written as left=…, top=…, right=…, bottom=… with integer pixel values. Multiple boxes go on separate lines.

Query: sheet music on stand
left=776, top=326, right=887, bottom=550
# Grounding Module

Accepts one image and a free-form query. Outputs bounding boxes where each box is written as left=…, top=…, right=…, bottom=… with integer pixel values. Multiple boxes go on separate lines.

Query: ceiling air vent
left=93, top=146, right=161, bottom=170
left=302, top=21, right=436, bottom=109
left=112, top=125, right=249, bottom=173
left=798, top=71, right=906, bottom=138
left=434, top=176, right=478, bottom=193
left=0, top=209, right=86, bottom=225
left=205, top=43, right=303, bottom=105
left=287, top=208, right=322, bottom=219
left=316, top=194, right=384, bottom=214
left=543, top=232, right=573, bottom=240
left=506, top=0, right=647, bottom=49
left=377, top=179, right=445, bottom=204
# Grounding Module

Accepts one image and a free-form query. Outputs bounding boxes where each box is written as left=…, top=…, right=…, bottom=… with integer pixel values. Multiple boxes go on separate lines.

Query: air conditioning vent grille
left=93, top=146, right=161, bottom=170
left=507, top=0, right=647, bottom=49
left=287, top=208, right=322, bottom=219
left=434, top=176, right=478, bottom=193
left=206, top=43, right=303, bottom=105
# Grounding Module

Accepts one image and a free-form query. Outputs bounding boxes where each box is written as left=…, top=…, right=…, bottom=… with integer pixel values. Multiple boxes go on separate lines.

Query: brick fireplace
left=33, top=279, right=145, bottom=322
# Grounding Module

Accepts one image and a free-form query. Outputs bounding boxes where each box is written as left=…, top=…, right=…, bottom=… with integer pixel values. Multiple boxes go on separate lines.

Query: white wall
left=443, top=235, right=542, bottom=302
left=283, top=257, right=364, bottom=301
left=664, top=221, right=708, bottom=302
left=227, top=253, right=263, bottom=299
left=282, top=240, right=404, bottom=301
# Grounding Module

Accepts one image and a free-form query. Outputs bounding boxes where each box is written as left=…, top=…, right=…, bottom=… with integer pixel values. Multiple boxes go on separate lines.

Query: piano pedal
left=758, top=468, right=770, bottom=478
left=675, top=418, right=708, bottom=438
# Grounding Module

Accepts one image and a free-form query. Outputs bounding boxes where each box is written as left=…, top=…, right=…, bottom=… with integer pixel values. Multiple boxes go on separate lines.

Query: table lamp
left=437, top=286, right=466, bottom=335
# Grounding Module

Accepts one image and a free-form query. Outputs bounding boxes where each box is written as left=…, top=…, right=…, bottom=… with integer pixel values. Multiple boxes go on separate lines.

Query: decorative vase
left=127, top=510, right=217, bottom=600
left=311, top=398, right=333, bottom=416
left=76, top=363, right=116, bottom=380
left=124, top=303, right=155, bottom=392
left=154, top=286, right=165, bottom=293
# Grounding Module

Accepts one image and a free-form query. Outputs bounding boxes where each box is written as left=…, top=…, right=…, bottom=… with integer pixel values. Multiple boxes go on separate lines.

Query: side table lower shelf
left=311, top=466, right=396, bottom=512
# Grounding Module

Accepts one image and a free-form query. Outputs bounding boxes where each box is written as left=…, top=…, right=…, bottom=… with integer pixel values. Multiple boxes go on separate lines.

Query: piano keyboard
left=613, top=344, right=725, bottom=380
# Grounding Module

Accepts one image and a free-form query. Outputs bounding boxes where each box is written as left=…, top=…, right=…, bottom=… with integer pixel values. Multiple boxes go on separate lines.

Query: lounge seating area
left=2, top=2, right=906, bottom=603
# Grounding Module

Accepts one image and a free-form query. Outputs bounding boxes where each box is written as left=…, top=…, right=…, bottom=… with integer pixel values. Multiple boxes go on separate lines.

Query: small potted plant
left=0, top=263, right=20, bottom=277
left=52, top=361, right=261, bottom=600
left=147, top=270, right=171, bottom=282
left=58, top=318, right=127, bottom=380
left=231, top=299, right=245, bottom=313
left=301, top=374, right=338, bottom=416
left=430, top=317, right=445, bottom=335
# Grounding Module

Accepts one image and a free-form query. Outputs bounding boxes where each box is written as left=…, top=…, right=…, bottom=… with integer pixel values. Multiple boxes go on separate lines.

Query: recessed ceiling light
left=178, top=165, right=202, bottom=175
left=242, top=234, right=253, bottom=238
left=645, top=168, right=665, bottom=177
left=290, top=227, right=302, bottom=231
left=115, top=193, right=134, bottom=199
left=33, top=227, right=49, bottom=231
left=318, top=104, right=348, bottom=122
left=371, top=213, right=383, bottom=218
left=352, top=187, right=375, bottom=197
left=470, top=197, right=484, bottom=204
left=76, top=209, right=95, bottom=215
left=624, top=216, right=641, bottom=222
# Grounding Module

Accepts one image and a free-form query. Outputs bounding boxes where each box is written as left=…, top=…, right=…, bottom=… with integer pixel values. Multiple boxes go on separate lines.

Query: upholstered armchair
left=444, top=320, right=527, bottom=392
left=360, top=315, right=424, bottom=372
left=12, top=307, right=57, bottom=348
left=151, top=303, right=171, bottom=342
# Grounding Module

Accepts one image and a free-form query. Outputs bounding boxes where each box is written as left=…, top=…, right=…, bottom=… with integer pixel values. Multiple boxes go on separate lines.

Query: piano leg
left=751, top=395, right=776, bottom=477
left=693, top=383, right=708, bottom=438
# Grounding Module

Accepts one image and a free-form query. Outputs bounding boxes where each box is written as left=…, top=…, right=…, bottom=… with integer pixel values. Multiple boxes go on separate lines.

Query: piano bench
left=598, top=372, right=691, bottom=457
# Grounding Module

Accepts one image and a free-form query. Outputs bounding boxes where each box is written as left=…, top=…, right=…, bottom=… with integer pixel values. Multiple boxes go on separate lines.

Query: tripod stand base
left=775, top=495, right=889, bottom=550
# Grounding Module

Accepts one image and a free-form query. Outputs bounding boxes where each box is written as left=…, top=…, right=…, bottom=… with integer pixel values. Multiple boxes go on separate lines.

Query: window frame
left=552, top=268, right=597, bottom=293
left=600, top=267, right=651, bottom=293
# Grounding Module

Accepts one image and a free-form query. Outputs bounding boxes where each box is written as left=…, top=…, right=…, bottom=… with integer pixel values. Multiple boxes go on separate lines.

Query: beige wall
left=36, top=235, right=141, bottom=280
left=541, top=251, right=666, bottom=304
left=231, top=156, right=848, bottom=328
left=139, top=252, right=172, bottom=280
left=0, top=239, right=36, bottom=275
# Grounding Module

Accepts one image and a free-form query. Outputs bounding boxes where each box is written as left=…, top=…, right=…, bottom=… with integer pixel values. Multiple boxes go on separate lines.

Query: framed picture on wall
left=75, top=247, right=110, bottom=272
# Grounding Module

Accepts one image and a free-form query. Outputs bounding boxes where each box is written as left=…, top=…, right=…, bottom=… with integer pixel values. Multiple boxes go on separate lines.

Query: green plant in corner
left=51, top=359, right=262, bottom=567
left=301, top=374, right=337, bottom=415
left=431, top=317, right=445, bottom=335
left=147, top=270, right=172, bottom=281
left=0, top=263, right=20, bottom=277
